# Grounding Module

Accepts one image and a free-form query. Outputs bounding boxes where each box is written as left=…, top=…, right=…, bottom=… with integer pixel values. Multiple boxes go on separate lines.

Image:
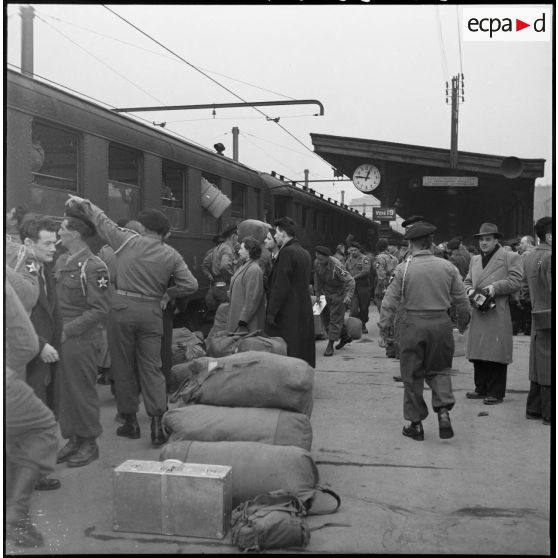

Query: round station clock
left=352, top=163, right=381, bottom=193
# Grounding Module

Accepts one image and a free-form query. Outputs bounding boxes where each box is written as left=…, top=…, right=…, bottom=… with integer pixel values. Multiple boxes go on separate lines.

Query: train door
left=107, top=143, right=142, bottom=223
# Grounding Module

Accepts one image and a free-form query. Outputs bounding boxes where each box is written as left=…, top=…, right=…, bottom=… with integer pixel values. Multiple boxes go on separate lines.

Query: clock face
left=352, top=164, right=381, bottom=193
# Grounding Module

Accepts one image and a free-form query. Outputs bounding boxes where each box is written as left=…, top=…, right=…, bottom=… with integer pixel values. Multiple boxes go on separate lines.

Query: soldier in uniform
left=345, top=241, right=371, bottom=334
left=523, top=217, right=552, bottom=424
left=204, top=225, right=238, bottom=322
left=379, top=221, right=471, bottom=441
left=374, top=238, right=399, bottom=357
left=65, top=196, right=198, bottom=447
left=6, top=205, right=40, bottom=314
left=54, top=209, right=111, bottom=468
left=5, top=281, right=58, bottom=548
left=314, top=246, right=355, bottom=357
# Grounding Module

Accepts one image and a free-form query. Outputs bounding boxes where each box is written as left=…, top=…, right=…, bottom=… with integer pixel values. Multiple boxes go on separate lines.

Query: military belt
left=116, top=289, right=159, bottom=302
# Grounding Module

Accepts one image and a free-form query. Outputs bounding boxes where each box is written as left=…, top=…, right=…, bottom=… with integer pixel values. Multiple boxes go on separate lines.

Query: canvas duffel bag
left=171, top=327, right=206, bottom=365
left=162, top=405, right=312, bottom=450
left=206, top=329, right=287, bottom=357
left=236, top=334, right=287, bottom=355
left=206, top=302, right=230, bottom=341
left=169, top=351, right=314, bottom=417
left=160, top=441, right=319, bottom=506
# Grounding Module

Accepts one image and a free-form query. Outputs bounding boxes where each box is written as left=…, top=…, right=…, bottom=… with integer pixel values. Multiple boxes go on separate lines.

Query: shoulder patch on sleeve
left=96, top=270, right=109, bottom=289
left=25, top=260, right=38, bottom=274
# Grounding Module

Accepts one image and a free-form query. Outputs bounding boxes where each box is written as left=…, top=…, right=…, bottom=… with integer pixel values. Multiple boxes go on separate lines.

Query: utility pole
left=20, top=5, right=35, bottom=77
left=341, top=190, right=345, bottom=205
left=232, top=127, right=239, bottom=162
left=304, top=169, right=309, bottom=190
left=446, top=74, right=464, bottom=169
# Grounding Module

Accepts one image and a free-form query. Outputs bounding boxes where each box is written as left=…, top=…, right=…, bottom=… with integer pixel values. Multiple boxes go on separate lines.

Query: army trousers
left=109, top=295, right=167, bottom=417
left=350, top=279, right=370, bottom=327
left=399, top=310, right=455, bottom=422
left=59, top=328, right=103, bottom=440
left=323, top=295, right=346, bottom=341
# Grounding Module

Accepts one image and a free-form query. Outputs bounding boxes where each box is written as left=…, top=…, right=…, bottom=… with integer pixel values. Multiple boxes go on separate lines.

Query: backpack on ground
left=230, top=487, right=341, bottom=552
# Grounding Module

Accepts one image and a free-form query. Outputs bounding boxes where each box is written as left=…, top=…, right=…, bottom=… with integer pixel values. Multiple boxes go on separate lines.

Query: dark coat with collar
left=464, top=246, right=523, bottom=364
left=265, top=238, right=315, bottom=367
left=26, top=262, right=63, bottom=405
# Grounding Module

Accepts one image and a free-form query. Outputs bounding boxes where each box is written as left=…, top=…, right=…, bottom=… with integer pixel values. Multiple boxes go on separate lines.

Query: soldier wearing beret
left=379, top=221, right=471, bottom=441
left=54, top=210, right=111, bottom=468
left=345, top=241, right=372, bottom=334
left=314, top=245, right=355, bottom=357
left=64, top=197, right=198, bottom=448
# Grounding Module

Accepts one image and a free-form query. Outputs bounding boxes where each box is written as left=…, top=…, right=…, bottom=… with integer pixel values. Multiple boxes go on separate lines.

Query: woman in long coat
left=464, top=223, right=523, bottom=405
left=265, top=217, right=315, bottom=367
left=227, top=236, right=265, bottom=333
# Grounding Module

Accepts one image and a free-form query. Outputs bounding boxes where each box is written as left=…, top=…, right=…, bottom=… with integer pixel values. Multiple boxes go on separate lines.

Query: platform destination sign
left=423, top=176, right=479, bottom=187
left=372, top=207, right=396, bottom=221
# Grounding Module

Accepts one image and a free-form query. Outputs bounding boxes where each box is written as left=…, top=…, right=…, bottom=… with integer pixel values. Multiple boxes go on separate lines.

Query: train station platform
left=10, top=305, right=551, bottom=555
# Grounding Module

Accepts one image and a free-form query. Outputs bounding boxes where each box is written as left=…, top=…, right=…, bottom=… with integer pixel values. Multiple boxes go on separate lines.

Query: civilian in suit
left=20, top=217, right=62, bottom=410
left=265, top=217, right=315, bottom=367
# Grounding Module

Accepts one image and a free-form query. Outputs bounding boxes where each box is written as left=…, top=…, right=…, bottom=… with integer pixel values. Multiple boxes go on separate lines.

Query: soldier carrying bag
left=230, top=487, right=342, bottom=552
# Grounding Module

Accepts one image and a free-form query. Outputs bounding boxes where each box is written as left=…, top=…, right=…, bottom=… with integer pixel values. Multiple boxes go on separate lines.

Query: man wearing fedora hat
left=464, top=222, right=523, bottom=405
left=379, top=220, right=470, bottom=441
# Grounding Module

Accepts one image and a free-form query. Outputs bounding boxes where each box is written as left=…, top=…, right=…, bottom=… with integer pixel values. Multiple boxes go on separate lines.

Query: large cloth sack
left=206, top=302, right=230, bottom=341
left=171, top=327, right=206, bottom=365
left=345, top=317, right=362, bottom=339
left=237, top=335, right=287, bottom=355
left=206, top=330, right=246, bottom=357
left=238, top=219, right=269, bottom=243
left=169, top=351, right=314, bottom=416
left=160, top=441, right=319, bottom=506
left=163, top=405, right=312, bottom=450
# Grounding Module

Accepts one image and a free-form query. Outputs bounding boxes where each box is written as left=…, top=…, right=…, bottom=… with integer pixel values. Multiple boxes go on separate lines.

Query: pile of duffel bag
left=162, top=350, right=320, bottom=507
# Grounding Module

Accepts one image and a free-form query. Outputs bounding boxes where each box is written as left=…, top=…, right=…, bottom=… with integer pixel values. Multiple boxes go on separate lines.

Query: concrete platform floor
left=7, top=305, right=552, bottom=555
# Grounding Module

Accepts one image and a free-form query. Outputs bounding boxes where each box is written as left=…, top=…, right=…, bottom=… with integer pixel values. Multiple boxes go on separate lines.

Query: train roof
left=6, top=69, right=263, bottom=177
left=260, top=172, right=373, bottom=223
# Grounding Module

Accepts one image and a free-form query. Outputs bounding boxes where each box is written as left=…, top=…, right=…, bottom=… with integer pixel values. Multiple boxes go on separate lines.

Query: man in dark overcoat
left=523, top=217, right=552, bottom=424
left=265, top=217, right=316, bottom=367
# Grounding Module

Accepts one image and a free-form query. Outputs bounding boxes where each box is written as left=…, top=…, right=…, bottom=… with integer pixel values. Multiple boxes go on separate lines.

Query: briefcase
left=113, top=459, right=232, bottom=539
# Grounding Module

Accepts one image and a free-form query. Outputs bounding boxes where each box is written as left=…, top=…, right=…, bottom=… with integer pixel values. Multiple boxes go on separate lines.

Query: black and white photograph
left=5, top=2, right=552, bottom=554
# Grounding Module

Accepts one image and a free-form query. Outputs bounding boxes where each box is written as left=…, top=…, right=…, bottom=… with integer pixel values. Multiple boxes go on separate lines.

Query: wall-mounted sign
left=372, top=207, right=396, bottom=221
left=422, top=176, right=479, bottom=187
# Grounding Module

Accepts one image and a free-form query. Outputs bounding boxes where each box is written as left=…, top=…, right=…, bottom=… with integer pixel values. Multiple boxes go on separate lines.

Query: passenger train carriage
left=6, top=68, right=376, bottom=322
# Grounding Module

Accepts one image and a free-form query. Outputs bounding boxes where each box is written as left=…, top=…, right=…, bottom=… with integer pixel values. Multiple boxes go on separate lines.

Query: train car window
left=31, top=121, right=79, bottom=192
left=201, top=172, right=221, bottom=234
left=231, top=183, right=246, bottom=221
left=161, top=159, right=187, bottom=230
left=274, top=196, right=289, bottom=219
left=108, top=143, right=142, bottom=222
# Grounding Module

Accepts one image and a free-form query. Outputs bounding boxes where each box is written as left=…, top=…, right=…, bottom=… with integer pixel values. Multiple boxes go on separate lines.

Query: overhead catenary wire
left=35, top=14, right=167, bottom=105
left=239, top=133, right=299, bottom=176
left=101, top=4, right=338, bottom=175
left=456, top=6, right=464, bottom=77
left=34, top=10, right=298, bottom=101
left=6, top=62, right=229, bottom=154
left=435, top=5, right=450, bottom=83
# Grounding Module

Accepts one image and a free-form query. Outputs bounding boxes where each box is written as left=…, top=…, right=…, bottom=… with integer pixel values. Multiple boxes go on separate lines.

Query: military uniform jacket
left=314, top=256, right=355, bottom=301
left=54, top=247, right=111, bottom=339
left=375, top=252, right=398, bottom=287
left=6, top=234, right=40, bottom=312
left=209, top=242, right=236, bottom=284
left=345, top=253, right=371, bottom=284
left=463, top=246, right=523, bottom=364
left=83, top=203, right=198, bottom=299
left=379, top=250, right=470, bottom=332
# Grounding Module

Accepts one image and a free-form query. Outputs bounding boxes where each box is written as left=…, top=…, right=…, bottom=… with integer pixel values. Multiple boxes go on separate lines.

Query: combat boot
left=56, top=435, right=81, bottom=464
left=402, top=421, right=424, bottom=441
left=67, top=438, right=99, bottom=468
left=335, top=333, right=352, bottom=350
left=151, top=416, right=167, bottom=447
left=6, top=466, right=44, bottom=548
left=438, top=408, right=454, bottom=439
left=116, top=413, right=141, bottom=439
left=324, top=340, right=334, bottom=357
